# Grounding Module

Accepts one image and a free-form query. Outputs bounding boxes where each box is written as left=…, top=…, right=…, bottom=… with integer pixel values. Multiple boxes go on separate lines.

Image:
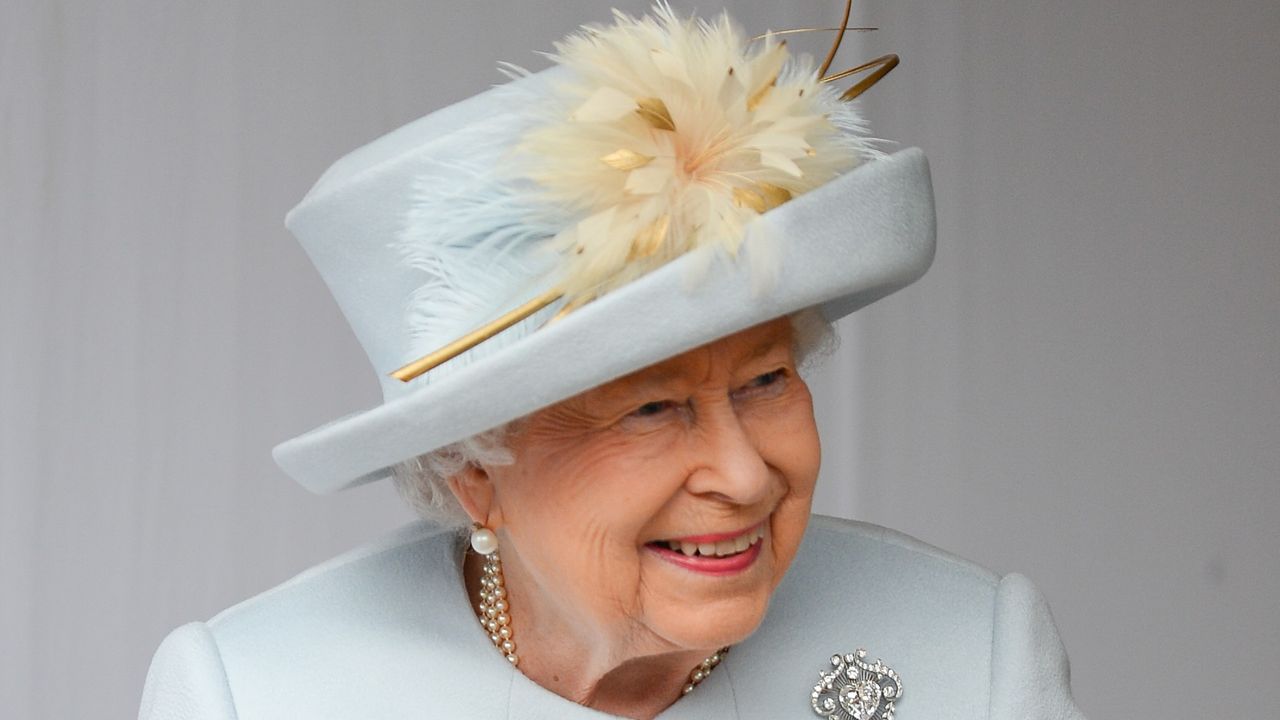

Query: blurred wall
left=2, top=1, right=1276, bottom=718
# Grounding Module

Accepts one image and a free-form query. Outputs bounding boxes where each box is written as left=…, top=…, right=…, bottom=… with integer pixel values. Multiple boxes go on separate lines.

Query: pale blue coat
left=138, top=515, right=1087, bottom=719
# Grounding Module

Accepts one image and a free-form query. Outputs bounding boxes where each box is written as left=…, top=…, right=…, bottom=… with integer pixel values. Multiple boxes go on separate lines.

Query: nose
left=683, top=398, right=774, bottom=506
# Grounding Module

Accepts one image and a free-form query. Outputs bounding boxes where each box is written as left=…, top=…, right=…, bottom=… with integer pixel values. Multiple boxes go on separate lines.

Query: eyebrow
left=741, top=334, right=792, bottom=363
left=616, top=333, right=793, bottom=394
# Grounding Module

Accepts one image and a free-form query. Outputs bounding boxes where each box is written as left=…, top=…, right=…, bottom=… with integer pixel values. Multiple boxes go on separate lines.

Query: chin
left=636, top=530, right=788, bottom=650
left=650, top=586, right=774, bottom=652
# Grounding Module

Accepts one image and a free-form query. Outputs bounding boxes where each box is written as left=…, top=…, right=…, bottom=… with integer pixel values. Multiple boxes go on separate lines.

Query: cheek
left=744, top=389, right=822, bottom=572
left=517, top=436, right=688, bottom=532
left=745, top=389, right=822, bottom=496
left=496, top=436, right=691, bottom=617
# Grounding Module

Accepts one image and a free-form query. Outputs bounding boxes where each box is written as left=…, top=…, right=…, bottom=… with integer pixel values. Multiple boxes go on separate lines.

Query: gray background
left=2, top=1, right=1277, bottom=718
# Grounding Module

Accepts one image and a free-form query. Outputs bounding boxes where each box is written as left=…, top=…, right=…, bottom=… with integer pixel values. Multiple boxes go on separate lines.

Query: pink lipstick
left=646, top=523, right=766, bottom=575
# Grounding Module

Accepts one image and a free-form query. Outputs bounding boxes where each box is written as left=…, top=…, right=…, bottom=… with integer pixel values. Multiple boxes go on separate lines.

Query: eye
left=746, top=369, right=785, bottom=388
left=631, top=400, right=676, bottom=418
left=732, top=368, right=789, bottom=401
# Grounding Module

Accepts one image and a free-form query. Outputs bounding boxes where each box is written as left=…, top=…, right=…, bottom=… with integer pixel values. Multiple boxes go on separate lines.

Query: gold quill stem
left=822, top=53, right=900, bottom=101
left=749, top=27, right=876, bottom=42
left=390, top=287, right=563, bottom=382
left=819, top=0, right=855, bottom=78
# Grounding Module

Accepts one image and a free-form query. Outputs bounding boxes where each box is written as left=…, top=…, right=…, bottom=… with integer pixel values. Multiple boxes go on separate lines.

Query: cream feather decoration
left=393, top=3, right=882, bottom=383
left=518, top=2, right=878, bottom=310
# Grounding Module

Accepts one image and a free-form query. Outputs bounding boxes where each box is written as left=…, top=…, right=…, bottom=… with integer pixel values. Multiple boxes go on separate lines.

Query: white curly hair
left=391, top=309, right=837, bottom=527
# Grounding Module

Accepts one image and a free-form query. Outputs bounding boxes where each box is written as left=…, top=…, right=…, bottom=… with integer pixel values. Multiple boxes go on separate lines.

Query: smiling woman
left=445, top=318, right=820, bottom=716
left=138, top=4, right=1086, bottom=720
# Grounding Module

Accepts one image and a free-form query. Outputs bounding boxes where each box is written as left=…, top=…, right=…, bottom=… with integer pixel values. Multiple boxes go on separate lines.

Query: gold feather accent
left=389, top=288, right=563, bottom=382
left=628, top=214, right=670, bottom=259
left=822, top=53, right=900, bottom=101
left=601, top=148, right=654, bottom=170
left=551, top=292, right=595, bottom=323
left=732, top=183, right=793, bottom=214
left=756, top=182, right=794, bottom=210
left=819, top=0, right=855, bottom=78
left=746, top=40, right=786, bottom=111
left=732, top=187, right=767, bottom=213
left=746, top=77, right=776, bottom=112
left=635, top=97, right=676, bottom=131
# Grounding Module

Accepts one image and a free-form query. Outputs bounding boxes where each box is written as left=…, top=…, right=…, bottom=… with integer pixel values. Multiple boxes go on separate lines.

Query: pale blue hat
left=272, top=16, right=936, bottom=494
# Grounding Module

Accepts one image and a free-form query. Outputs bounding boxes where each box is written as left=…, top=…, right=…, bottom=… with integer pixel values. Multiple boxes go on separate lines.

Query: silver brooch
left=810, top=649, right=902, bottom=720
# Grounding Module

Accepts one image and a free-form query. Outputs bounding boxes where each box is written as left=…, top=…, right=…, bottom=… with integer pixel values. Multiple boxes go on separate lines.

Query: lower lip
left=646, top=536, right=764, bottom=575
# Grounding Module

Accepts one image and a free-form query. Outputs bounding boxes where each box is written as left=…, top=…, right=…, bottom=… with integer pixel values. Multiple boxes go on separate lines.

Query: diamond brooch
left=810, top=649, right=902, bottom=720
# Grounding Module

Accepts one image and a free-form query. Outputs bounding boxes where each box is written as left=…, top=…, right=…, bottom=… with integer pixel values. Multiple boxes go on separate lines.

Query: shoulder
left=800, top=514, right=1001, bottom=588
left=721, top=515, right=1086, bottom=719
left=208, top=520, right=450, bottom=634
left=138, top=622, right=236, bottom=720
left=139, top=522, right=514, bottom=720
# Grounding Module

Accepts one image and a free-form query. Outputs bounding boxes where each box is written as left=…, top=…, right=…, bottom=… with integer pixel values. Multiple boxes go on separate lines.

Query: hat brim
left=273, top=148, right=935, bottom=493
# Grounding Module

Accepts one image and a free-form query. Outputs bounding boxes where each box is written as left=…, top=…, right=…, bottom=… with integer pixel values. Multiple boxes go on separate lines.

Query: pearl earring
left=471, top=523, right=518, bottom=665
left=470, top=525, right=498, bottom=555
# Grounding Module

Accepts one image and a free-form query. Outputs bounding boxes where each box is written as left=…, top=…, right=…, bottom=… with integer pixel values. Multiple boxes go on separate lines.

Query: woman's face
left=475, top=318, right=821, bottom=657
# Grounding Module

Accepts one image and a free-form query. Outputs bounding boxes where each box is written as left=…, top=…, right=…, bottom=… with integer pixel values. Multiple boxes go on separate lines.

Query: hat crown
left=286, top=70, right=568, bottom=400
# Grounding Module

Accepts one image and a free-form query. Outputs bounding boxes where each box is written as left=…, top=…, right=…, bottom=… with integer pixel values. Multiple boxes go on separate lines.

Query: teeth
left=662, top=524, right=767, bottom=558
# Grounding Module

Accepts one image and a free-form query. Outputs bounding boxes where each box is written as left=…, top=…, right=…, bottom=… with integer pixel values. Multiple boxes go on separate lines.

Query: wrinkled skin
left=449, top=318, right=821, bottom=719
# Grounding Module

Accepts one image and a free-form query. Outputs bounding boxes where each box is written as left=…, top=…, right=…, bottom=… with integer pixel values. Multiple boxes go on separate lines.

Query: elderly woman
left=140, top=5, right=1086, bottom=720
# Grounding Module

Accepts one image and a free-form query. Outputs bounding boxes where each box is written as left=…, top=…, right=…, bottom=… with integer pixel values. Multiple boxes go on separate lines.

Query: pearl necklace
left=473, top=546, right=729, bottom=694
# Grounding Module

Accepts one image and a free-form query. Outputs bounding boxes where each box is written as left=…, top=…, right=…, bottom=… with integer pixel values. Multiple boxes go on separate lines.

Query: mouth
left=644, top=523, right=766, bottom=575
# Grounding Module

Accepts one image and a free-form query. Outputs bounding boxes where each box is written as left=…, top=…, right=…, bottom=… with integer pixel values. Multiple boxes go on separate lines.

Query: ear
left=446, top=464, right=504, bottom=529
